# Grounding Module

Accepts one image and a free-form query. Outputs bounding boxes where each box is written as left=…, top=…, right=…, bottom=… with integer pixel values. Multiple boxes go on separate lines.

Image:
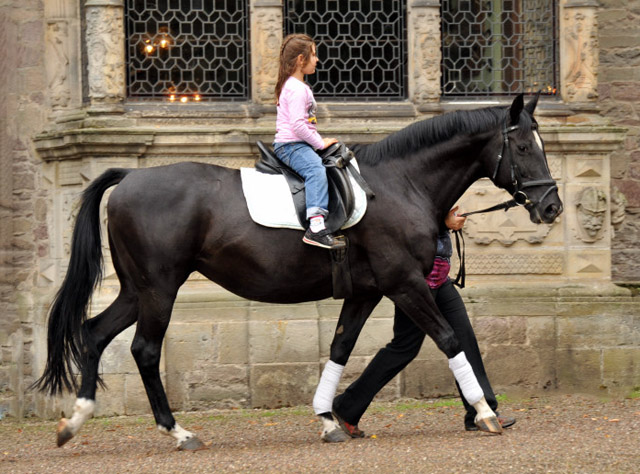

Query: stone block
left=482, top=345, right=547, bottom=391
left=249, top=320, right=319, bottom=363
left=164, top=322, right=215, bottom=373
left=99, top=325, right=139, bottom=374
left=556, top=315, right=636, bottom=348
left=124, top=373, right=156, bottom=415
left=352, top=318, right=394, bottom=357
left=602, top=348, right=640, bottom=395
left=525, top=316, right=556, bottom=350
left=215, top=321, right=249, bottom=364
left=555, top=349, right=602, bottom=393
left=94, top=373, right=126, bottom=417
left=249, top=301, right=319, bottom=321
left=401, top=359, right=457, bottom=399
left=181, top=364, right=249, bottom=410
left=250, top=363, right=318, bottom=408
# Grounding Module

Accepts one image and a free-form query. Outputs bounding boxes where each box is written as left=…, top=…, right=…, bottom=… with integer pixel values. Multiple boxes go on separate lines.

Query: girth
left=255, top=141, right=374, bottom=234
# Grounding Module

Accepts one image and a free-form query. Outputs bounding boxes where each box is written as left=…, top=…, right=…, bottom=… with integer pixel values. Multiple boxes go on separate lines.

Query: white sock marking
left=66, top=398, right=96, bottom=435
left=158, top=423, right=195, bottom=447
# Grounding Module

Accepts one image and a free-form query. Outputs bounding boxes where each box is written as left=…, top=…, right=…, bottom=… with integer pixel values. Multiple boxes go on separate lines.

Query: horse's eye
left=517, top=145, right=528, bottom=152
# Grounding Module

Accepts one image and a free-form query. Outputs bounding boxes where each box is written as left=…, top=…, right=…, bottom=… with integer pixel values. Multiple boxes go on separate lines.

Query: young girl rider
left=273, top=34, right=346, bottom=250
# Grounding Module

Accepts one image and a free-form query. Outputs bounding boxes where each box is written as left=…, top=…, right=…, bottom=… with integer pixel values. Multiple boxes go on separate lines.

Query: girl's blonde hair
left=274, top=33, right=315, bottom=105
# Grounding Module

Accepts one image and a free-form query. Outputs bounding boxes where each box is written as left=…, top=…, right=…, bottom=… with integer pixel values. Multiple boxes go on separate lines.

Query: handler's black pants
left=333, top=279, right=498, bottom=428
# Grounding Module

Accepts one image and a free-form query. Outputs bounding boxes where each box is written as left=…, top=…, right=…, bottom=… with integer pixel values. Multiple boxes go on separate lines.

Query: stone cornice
left=33, top=122, right=627, bottom=162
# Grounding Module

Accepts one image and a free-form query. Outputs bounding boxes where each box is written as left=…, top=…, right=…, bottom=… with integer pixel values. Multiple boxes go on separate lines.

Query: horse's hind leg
left=314, top=296, right=381, bottom=442
left=131, top=289, right=204, bottom=451
left=57, top=291, right=138, bottom=447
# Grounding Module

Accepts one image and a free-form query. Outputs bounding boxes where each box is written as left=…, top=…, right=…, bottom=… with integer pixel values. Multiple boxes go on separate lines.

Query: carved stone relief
left=465, top=254, right=564, bottom=275
left=411, top=7, right=440, bottom=102
left=86, top=3, right=125, bottom=103
left=45, top=21, right=71, bottom=109
left=253, top=9, right=281, bottom=104
left=459, top=187, right=555, bottom=246
left=575, top=186, right=607, bottom=242
left=562, top=7, right=598, bottom=101
left=610, top=186, right=627, bottom=236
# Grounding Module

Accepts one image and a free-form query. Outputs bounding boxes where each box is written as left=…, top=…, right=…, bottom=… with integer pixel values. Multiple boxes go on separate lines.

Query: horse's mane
left=353, top=105, right=533, bottom=165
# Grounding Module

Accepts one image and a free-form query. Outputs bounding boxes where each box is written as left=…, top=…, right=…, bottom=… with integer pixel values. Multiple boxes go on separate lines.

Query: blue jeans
left=273, top=142, right=329, bottom=219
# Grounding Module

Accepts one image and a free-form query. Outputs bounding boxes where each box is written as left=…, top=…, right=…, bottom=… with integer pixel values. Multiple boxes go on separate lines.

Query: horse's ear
left=509, top=93, right=525, bottom=125
left=525, top=91, right=540, bottom=115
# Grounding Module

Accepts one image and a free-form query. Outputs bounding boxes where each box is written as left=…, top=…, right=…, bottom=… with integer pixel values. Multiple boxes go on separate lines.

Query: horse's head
left=489, top=94, right=563, bottom=224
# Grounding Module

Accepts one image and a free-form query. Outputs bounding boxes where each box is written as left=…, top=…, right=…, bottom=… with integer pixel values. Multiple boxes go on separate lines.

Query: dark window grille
left=441, top=0, right=558, bottom=97
left=125, top=0, right=250, bottom=102
left=284, top=0, right=407, bottom=101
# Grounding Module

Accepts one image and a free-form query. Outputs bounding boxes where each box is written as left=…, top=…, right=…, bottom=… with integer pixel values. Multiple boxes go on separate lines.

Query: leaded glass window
left=441, top=0, right=558, bottom=97
left=284, top=0, right=407, bottom=100
left=125, top=0, right=250, bottom=102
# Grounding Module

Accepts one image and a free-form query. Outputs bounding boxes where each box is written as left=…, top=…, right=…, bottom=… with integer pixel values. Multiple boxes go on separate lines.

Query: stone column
left=45, top=0, right=82, bottom=115
left=408, top=0, right=441, bottom=106
left=250, top=0, right=283, bottom=105
left=85, top=0, right=126, bottom=112
left=560, top=0, right=599, bottom=102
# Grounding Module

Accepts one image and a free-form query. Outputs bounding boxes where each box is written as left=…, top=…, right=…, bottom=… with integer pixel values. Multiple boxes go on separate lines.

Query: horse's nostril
left=545, top=203, right=561, bottom=218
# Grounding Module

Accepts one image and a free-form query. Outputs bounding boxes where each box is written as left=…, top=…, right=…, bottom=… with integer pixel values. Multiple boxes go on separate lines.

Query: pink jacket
left=274, top=77, right=324, bottom=150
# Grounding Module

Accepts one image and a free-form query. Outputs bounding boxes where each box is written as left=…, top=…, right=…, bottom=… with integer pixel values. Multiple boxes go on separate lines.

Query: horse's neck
left=419, top=134, right=493, bottom=214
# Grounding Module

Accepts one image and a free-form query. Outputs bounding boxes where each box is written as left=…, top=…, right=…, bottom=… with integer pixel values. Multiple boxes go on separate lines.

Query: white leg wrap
left=158, top=423, right=195, bottom=447
left=312, top=360, right=345, bottom=415
left=448, top=352, right=484, bottom=406
left=66, top=398, right=96, bottom=435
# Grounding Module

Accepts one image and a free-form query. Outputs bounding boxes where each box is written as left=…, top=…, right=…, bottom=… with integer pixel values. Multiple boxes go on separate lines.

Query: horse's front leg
left=391, top=281, right=502, bottom=434
left=314, top=295, right=382, bottom=442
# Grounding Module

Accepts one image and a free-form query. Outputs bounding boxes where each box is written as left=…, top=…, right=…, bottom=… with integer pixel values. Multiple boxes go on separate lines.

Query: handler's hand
left=445, top=206, right=466, bottom=231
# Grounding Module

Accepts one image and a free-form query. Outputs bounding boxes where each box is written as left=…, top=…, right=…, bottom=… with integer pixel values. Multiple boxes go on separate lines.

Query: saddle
left=255, top=141, right=374, bottom=234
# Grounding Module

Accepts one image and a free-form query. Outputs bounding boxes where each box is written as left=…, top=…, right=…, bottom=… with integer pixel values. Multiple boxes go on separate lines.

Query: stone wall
left=599, top=0, right=640, bottom=283
left=0, top=0, right=50, bottom=418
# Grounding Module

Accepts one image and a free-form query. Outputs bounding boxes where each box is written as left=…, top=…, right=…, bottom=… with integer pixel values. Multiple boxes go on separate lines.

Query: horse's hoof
left=56, top=418, right=74, bottom=447
left=178, top=436, right=206, bottom=451
left=475, top=416, right=503, bottom=435
left=321, top=428, right=349, bottom=443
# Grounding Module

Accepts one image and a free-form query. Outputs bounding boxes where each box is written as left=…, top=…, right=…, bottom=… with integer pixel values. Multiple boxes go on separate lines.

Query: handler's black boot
left=303, top=229, right=346, bottom=249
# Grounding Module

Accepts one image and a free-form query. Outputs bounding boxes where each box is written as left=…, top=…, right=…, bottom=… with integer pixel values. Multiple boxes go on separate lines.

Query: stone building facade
left=1, top=0, right=639, bottom=419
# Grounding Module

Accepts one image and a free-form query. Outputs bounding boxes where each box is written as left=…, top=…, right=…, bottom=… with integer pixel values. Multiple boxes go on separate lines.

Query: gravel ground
left=1, top=394, right=639, bottom=473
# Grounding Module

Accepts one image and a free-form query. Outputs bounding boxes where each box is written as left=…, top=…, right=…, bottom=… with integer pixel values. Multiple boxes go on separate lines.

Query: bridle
left=461, top=122, right=558, bottom=217
left=453, top=122, right=558, bottom=289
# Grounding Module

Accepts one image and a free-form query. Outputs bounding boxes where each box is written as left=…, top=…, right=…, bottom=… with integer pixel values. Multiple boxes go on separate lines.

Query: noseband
left=461, top=123, right=557, bottom=217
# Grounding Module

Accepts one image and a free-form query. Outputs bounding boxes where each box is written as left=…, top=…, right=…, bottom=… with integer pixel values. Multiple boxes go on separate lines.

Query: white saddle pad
left=240, top=160, right=368, bottom=230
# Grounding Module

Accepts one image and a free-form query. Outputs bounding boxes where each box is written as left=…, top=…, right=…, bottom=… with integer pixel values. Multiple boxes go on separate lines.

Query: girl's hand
left=445, top=206, right=466, bottom=231
left=322, top=138, right=339, bottom=149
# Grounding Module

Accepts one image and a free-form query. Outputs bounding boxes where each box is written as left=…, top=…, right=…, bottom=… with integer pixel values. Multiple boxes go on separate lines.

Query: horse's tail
left=32, top=168, right=131, bottom=395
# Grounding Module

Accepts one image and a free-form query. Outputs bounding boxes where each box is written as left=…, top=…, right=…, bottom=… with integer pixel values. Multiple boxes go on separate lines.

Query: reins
left=452, top=121, right=557, bottom=288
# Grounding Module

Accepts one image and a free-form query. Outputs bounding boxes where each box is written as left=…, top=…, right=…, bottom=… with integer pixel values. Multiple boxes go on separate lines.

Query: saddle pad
left=240, top=160, right=368, bottom=231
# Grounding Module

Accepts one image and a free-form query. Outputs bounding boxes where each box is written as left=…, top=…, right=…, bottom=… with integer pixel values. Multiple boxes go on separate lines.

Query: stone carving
left=610, top=186, right=627, bottom=236
left=459, top=187, right=555, bottom=246
left=45, top=21, right=71, bottom=109
left=465, top=254, right=564, bottom=275
left=411, top=8, right=440, bottom=102
left=86, top=5, right=125, bottom=102
left=575, top=186, right=607, bottom=242
left=253, top=9, right=281, bottom=104
left=563, top=9, right=598, bottom=101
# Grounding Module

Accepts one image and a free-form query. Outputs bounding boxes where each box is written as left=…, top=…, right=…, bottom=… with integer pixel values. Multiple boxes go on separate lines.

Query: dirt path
left=1, top=394, right=638, bottom=473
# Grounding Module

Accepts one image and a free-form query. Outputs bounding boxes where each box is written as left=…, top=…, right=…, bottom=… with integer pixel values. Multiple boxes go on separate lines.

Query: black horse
left=34, top=95, right=562, bottom=449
